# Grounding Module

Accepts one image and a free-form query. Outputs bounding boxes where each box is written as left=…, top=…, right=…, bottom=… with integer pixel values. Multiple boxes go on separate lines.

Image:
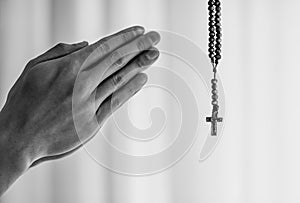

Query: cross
left=206, top=105, right=223, bottom=136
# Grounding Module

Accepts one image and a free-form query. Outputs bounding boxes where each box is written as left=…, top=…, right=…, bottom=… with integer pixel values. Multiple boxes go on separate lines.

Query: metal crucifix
left=206, top=104, right=223, bottom=136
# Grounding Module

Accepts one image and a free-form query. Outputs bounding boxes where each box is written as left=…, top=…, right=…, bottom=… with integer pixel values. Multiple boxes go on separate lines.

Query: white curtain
left=1, top=0, right=300, bottom=202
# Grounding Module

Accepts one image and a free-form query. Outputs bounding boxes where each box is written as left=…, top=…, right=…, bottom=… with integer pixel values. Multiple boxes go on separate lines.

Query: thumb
left=27, top=41, right=89, bottom=69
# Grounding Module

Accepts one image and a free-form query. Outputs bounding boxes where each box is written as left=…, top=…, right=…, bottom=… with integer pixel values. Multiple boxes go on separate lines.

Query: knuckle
left=136, top=57, right=145, bottom=68
left=137, top=36, right=152, bottom=51
left=97, top=43, right=110, bottom=55
left=111, top=97, right=120, bottom=108
left=122, top=31, right=134, bottom=42
left=110, top=50, right=122, bottom=64
left=115, top=57, right=124, bottom=67
left=137, top=39, right=146, bottom=51
left=111, top=74, right=122, bottom=86
left=122, top=32, right=130, bottom=42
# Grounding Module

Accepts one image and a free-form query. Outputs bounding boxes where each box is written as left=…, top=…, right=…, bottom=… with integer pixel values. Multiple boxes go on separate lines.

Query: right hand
left=0, top=26, right=161, bottom=169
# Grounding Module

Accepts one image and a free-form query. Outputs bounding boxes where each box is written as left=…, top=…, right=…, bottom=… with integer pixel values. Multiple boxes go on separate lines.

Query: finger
left=96, top=73, right=148, bottom=124
left=85, top=31, right=160, bottom=91
left=95, top=47, right=159, bottom=107
left=27, top=41, right=88, bottom=68
left=78, top=26, right=145, bottom=67
left=100, top=31, right=160, bottom=79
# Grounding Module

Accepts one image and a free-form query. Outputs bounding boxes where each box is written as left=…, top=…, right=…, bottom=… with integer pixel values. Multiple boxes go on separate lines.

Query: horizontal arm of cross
left=206, top=117, right=223, bottom=122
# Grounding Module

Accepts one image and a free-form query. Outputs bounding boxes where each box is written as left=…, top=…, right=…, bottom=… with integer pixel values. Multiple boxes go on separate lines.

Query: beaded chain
left=206, top=0, right=223, bottom=136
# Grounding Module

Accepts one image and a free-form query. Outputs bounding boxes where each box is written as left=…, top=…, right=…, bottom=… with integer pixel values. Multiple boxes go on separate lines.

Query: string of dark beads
left=207, top=0, right=222, bottom=135
left=208, top=0, right=222, bottom=106
left=214, top=0, right=222, bottom=67
left=208, top=0, right=216, bottom=65
left=208, top=0, right=222, bottom=70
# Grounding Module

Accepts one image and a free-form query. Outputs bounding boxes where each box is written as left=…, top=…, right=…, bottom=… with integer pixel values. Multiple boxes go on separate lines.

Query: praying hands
left=0, top=26, right=160, bottom=196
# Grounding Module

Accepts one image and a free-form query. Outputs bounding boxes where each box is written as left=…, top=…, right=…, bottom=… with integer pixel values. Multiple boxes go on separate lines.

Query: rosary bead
left=209, top=10, right=215, bottom=14
left=209, top=32, right=215, bottom=37
left=209, top=53, right=215, bottom=59
left=216, top=6, right=221, bottom=12
left=209, top=43, right=215, bottom=48
left=215, top=43, right=221, bottom=49
left=209, top=27, right=215, bottom=32
left=216, top=38, right=222, bottom=43
left=215, top=54, right=221, bottom=60
left=212, top=95, right=218, bottom=100
left=209, top=37, right=215, bottom=42
left=209, top=6, right=215, bottom=12
left=208, top=0, right=215, bottom=6
left=215, top=17, right=221, bottom=22
left=214, top=1, right=221, bottom=7
left=211, top=79, right=218, bottom=84
left=212, top=101, right=218, bottom=105
left=215, top=22, right=221, bottom=27
left=209, top=47, right=215, bottom=53
left=209, top=10, right=215, bottom=16
left=216, top=33, right=222, bottom=38
left=212, top=89, right=218, bottom=94
left=215, top=50, right=221, bottom=55
left=212, top=84, right=217, bottom=89
left=209, top=15, right=215, bottom=20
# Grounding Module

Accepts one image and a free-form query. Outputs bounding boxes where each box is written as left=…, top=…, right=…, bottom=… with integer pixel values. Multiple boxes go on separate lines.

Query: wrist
left=0, top=130, right=31, bottom=172
left=0, top=108, right=32, bottom=173
left=0, top=110, right=32, bottom=196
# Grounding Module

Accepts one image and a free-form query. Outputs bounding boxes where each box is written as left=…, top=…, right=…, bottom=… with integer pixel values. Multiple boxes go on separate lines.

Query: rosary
left=206, top=0, right=223, bottom=136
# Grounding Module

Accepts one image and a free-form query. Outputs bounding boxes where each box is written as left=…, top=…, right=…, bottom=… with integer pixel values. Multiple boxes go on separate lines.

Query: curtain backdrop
left=1, top=0, right=300, bottom=203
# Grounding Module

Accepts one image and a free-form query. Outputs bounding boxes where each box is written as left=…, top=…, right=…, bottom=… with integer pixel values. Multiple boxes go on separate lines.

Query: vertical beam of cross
left=206, top=105, right=223, bottom=136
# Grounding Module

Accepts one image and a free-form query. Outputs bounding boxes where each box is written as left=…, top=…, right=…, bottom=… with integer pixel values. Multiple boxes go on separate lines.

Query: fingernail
left=148, top=31, right=161, bottom=44
left=134, top=26, right=145, bottom=36
left=136, top=26, right=145, bottom=33
left=139, top=73, right=148, bottom=84
left=146, top=49, right=159, bottom=60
